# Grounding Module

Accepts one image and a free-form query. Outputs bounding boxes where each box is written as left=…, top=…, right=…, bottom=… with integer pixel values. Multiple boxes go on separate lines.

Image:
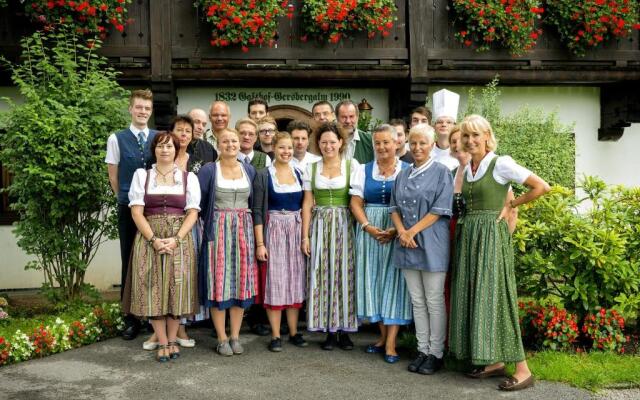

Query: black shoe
left=121, top=322, right=140, bottom=340
left=268, top=337, right=282, bottom=352
left=288, top=333, right=308, bottom=348
left=408, top=352, right=428, bottom=373
left=418, top=354, right=444, bottom=375
left=251, top=324, right=271, bottom=337
left=321, top=333, right=337, bottom=350
left=337, top=332, right=354, bottom=351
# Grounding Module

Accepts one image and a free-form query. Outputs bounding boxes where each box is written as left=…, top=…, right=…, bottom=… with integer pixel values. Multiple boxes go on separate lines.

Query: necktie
left=137, top=132, right=146, bottom=164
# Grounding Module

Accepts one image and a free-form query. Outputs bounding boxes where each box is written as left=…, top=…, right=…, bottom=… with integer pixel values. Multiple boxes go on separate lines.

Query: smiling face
left=218, top=130, right=240, bottom=159
left=237, top=122, right=258, bottom=153
left=129, top=98, right=153, bottom=128
left=210, top=103, right=229, bottom=132
left=154, top=136, right=176, bottom=164
left=461, top=128, right=490, bottom=156
left=274, top=137, right=293, bottom=164
left=337, top=104, right=358, bottom=135
left=318, top=130, right=343, bottom=159
left=373, top=129, right=397, bottom=163
left=409, top=132, right=434, bottom=164
left=172, top=121, right=193, bottom=150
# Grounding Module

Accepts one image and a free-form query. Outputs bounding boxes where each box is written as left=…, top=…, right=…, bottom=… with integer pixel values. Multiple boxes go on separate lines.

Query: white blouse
left=268, top=164, right=302, bottom=194
left=349, top=158, right=404, bottom=197
left=464, top=152, right=532, bottom=185
left=215, top=161, right=250, bottom=189
left=303, top=159, right=360, bottom=191
left=128, top=165, right=201, bottom=211
left=431, top=145, right=460, bottom=171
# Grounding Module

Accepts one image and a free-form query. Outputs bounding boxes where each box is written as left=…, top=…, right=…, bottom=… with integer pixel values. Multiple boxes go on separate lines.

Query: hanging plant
left=195, top=0, right=289, bottom=52
left=452, top=0, right=544, bottom=56
left=24, top=0, right=132, bottom=37
left=546, top=0, right=640, bottom=57
left=300, top=0, right=397, bottom=44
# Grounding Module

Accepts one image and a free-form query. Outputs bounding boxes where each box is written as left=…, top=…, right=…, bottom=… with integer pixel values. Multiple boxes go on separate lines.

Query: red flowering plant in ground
left=452, top=0, right=544, bottom=56
left=29, top=325, right=56, bottom=357
left=546, top=0, right=640, bottom=57
left=24, top=0, right=132, bottom=37
left=0, top=337, right=10, bottom=366
left=301, top=0, right=397, bottom=44
left=67, top=320, right=88, bottom=347
left=196, top=0, right=288, bottom=52
left=582, top=307, right=629, bottom=353
left=530, top=304, right=579, bottom=351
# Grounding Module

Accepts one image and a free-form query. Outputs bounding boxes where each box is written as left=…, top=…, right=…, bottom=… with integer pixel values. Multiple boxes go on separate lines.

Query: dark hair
left=312, top=100, right=334, bottom=113
left=247, top=97, right=269, bottom=113
left=411, top=106, right=432, bottom=125
left=130, top=89, right=153, bottom=105
left=335, top=99, right=359, bottom=118
left=286, top=119, right=311, bottom=135
left=389, top=118, right=407, bottom=131
left=150, top=131, right=180, bottom=163
left=169, top=114, right=194, bottom=133
left=313, top=122, right=347, bottom=155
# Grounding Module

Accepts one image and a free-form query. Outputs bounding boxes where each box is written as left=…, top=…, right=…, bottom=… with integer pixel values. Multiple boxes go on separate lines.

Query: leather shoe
left=250, top=324, right=271, bottom=337
left=466, top=365, right=507, bottom=379
left=121, top=323, right=140, bottom=340
left=337, top=333, right=354, bottom=350
left=499, top=375, right=535, bottom=391
left=408, top=352, right=428, bottom=373
left=418, top=354, right=443, bottom=375
left=321, top=333, right=337, bottom=351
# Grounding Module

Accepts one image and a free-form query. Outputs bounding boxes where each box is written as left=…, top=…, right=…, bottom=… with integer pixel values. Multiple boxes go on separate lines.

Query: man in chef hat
left=431, top=89, right=460, bottom=171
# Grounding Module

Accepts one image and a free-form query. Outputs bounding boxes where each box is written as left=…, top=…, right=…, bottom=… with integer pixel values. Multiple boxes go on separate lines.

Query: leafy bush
left=463, top=79, right=576, bottom=192
left=0, top=28, right=127, bottom=302
left=583, top=307, right=629, bottom=353
left=514, top=177, right=640, bottom=320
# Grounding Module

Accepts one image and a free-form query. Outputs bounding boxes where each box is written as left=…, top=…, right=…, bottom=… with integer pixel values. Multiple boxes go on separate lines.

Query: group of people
left=105, top=88, right=550, bottom=392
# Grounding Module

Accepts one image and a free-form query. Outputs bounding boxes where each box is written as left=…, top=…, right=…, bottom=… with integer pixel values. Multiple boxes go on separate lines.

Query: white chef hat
left=432, top=89, right=460, bottom=122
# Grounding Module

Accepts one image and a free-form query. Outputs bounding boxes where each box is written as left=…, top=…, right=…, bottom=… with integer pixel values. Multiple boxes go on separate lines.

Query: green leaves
left=0, top=27, right=127, bottom=302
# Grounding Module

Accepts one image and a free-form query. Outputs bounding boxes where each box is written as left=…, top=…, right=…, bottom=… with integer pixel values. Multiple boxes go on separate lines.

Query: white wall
left=1, top=85, right=638, bottom=290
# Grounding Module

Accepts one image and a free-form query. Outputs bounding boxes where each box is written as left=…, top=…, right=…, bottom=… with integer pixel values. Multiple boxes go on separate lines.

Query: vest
left=115, top=128, right=157, bottom=205
left=250, top=151, right=268, bottom=170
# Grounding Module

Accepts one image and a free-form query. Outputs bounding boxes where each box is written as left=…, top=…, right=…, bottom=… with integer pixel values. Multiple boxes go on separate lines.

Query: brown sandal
left=466, top=365, right=507, bottom=379
left=499, top=375, right=535, bottom=391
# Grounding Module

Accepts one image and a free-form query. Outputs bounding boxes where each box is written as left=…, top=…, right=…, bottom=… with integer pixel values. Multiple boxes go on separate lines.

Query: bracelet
left=301, top=237, right=310, bottom=243
left=361, top=222, right=370, bottom=231
left=147, top=235, right=157, bottom=245
left=174, top=235, right=181, bottom=242
left=510, top=199, right=517, bottom=208
left=256, top=242, right=265, bottom=247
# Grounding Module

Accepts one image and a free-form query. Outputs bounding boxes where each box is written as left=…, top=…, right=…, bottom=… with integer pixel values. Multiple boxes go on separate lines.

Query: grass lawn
left=525, top=351, right=640, bottom=391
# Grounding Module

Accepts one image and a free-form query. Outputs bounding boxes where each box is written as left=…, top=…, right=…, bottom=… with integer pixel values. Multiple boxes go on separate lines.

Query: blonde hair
left=408, top=123, right=436, bottom=144
left=219, top=128, right=239, bottom=139
left=257, top=115, right=277, bottom=128
left=460, top=114, right=497, bottom=152
left=449, top=125, right=461, bottom=142
left=273, top=131, right=292, bottom=146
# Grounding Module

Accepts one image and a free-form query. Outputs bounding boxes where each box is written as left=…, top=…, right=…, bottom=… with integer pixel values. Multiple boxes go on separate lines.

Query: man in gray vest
left=105, top=89, right=157, bottom=340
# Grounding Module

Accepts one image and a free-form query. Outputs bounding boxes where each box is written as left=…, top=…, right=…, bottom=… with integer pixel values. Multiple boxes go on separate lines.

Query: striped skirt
left=355, top=205, right=412, bottom=325
left=202, top=208, right=258, bottom=310
left=182, top=218, right=209, bottom=323
left=448, top=210, right=525, bottom=365
left=307, top=206, right=357, bottom=333
left=264, top=210, right=306, bottom=308
left=129, top=214, right=198, bottom=318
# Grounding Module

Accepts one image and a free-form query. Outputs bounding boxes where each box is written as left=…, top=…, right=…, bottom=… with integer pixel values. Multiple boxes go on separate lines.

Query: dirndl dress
left=129, top=170, right=198, bottom=318
left=354, top=161, right=412, bottom=325
left=202, top=175, right=258, bottom=310
left=449, top=157, right=525, bottom=365
left=306, top=160, right=357, bottom=332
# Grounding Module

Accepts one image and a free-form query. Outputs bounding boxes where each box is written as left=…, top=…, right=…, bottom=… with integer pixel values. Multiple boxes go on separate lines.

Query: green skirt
left=448, top=210, right=525, bottom=365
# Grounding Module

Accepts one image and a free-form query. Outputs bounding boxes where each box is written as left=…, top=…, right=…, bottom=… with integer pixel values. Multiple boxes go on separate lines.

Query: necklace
left=377, top=159, right=397, bottom=177
left=156, top=165, right=175, bottom=177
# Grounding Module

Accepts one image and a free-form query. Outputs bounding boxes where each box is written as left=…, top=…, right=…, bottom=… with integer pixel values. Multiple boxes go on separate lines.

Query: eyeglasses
left=259, top=129, right=276, bottom=135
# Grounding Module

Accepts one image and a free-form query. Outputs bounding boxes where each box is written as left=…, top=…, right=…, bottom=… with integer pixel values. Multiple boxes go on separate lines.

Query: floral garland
left=24, top=0, right=132, bottom=37
left=546, top=0, right=640, bottom=56
left=195, top=0, right=289, bottom=52
left=452, top=0, right=544, bottom=56
left=0, top=303, right=123, bottom=366
left=300, top=0, right=397, bottom=44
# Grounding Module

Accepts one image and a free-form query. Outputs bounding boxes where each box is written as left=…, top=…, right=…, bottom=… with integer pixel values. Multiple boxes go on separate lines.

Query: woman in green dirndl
left=449, top=115, right=550, bottom=391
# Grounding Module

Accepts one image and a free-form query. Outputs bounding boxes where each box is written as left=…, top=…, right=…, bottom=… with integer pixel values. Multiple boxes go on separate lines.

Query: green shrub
left=463, top=79, right=576, bottom=192
left=514, top=177, right=640, bottom=320
left=0, top=27, right=127, bottom=302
